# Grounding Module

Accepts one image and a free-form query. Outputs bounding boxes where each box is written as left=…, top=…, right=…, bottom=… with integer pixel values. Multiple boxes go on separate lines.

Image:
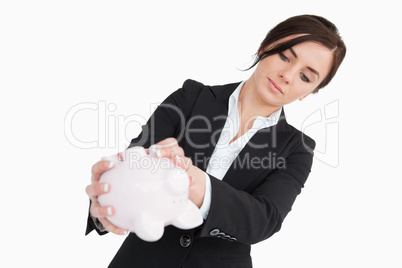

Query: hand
left=146, top=137, right=206, bottom=207
left=85, top=159, right=129, bottom=235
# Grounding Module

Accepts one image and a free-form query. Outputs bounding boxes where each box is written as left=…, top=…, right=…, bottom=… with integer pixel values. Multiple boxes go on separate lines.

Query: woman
left=86, top=14, right=346, bottom=267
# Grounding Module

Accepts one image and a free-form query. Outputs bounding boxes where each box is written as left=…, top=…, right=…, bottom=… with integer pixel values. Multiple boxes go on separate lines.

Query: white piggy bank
left=98, top=146, right=203, bottom=242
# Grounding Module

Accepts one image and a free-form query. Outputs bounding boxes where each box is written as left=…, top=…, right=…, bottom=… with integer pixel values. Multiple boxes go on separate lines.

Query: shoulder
left=181, top=79, right=241, bottom=100
left=181, top=79, right=238, bottom=89
left=285, top=123, right=316, bottom=155
left=172, top=79, right=205, bottom=101
left=165, top=79, right=238, bottom=108
left=274, top=107, right=316, bottom=154
left=163, top=79, right=205, bottom=105
left=181, top=79, right=205, bottom=90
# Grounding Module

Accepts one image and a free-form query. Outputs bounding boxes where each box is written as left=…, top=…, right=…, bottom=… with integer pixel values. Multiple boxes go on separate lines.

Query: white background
left=1, top=0, right=401, bottom=267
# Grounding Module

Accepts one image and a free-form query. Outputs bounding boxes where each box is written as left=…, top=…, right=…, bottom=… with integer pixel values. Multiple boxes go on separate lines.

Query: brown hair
left=248, top=15, right=346, bottom=93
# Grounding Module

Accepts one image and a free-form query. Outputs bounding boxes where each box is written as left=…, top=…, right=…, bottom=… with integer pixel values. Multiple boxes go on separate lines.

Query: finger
left=98, top=217, right=129, bottom=236
left=148, top=144, right=162, bottom=158
left=173, top=155, right=193, bottom=171
left=161, top=147, right=184, bottom=158
left=85, top=182, right=110, bottom=199
left=155, top=137, right=178, bottom=148
left=189, top=175, right=195, bottom=186
left=90, top=202, right=114, bottom=219
left=91, top=160, right=114, bottom=183
left=148, top=138, right=184, bottom=159
left=150, top=144, right=184, bottom=159
left=90, top=204, right=129, bottom=235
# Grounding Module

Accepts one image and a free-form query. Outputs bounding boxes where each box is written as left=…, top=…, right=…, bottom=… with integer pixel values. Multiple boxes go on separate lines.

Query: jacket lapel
left=184, top=82, right=295, bottom=190
left=184, top=82, right=240, bottom=165
left=222, top=111, right=295, bottom=190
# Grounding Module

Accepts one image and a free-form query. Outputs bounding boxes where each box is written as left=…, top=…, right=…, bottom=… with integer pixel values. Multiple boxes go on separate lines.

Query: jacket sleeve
left=128, top=79, right=204, bottom=149
left=85, top=200, right=109, bottom=236
left=198, top=136, right=316, bottom=245
left=85, top=79, right=205, bottom=235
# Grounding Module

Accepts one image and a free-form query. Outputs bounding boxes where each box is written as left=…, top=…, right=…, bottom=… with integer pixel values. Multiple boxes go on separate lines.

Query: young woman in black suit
left=86, top=14, right=346, bottom=267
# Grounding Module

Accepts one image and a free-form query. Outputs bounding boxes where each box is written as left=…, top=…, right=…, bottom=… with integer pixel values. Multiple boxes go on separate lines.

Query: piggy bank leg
left=171, top=201, right=203, bottom=230
left=133, top=214, right=165, bottom=242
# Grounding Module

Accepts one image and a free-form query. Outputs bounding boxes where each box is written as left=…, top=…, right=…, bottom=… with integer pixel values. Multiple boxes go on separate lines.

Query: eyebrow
left=307, top=67, right=320, bottom=79
left=289, top=48, right=298, bottom=58
left=290, top=47, right=320, bottom=79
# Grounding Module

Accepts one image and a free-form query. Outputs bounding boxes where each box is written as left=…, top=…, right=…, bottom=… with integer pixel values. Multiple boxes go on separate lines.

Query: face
left=252, top=40, right=333, bottom=107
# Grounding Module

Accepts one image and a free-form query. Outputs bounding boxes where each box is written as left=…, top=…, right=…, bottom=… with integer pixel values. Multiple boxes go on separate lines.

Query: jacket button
left=210, top=229, right=220, bottom=236
left=180, top=235, right=191, bottom=248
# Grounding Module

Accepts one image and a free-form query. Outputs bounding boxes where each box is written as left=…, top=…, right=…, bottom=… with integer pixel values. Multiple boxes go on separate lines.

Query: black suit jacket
left=86, top=79, right=316, bottom=267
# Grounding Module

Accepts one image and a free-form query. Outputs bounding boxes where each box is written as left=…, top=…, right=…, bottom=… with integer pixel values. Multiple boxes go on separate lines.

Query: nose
left=279, top=74, right=289, bottom=85
left=279, top=66, right=296, bottom=85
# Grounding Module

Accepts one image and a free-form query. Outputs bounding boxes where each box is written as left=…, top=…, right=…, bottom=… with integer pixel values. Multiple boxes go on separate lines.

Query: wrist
left=187, top=166, right=206, bottom=208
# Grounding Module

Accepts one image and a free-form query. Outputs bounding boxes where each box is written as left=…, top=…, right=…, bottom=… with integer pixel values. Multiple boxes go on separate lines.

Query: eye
left=300, top=72, right=310, bottom=83
left=279, top=52, right=289, bottom=62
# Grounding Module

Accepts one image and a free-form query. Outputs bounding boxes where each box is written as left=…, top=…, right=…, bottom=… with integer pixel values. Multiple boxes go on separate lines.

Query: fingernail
left=149, top=145, right=161, bottom=158
left=107, top=207, right=113, bottom=216
left=108, top=161, right=114, bottom=168
left=175, top=155, right=182, bottom=163
left=103, top=183, right=109, bottom=192
left=155, top=149, right=162, bottom=158
left=122, top=230, right=128, bottom=235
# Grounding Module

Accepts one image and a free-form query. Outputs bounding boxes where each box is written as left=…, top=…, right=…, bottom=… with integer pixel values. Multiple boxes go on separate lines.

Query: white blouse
left=200, top=81, right=282, bottom=219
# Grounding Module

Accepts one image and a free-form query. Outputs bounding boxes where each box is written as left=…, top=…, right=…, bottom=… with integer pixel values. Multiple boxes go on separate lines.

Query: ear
left=299, top=93, right=310, bottom=101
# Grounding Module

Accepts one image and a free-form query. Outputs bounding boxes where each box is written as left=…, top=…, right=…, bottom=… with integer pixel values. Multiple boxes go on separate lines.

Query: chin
left=257, top=89, right=284, bottom=107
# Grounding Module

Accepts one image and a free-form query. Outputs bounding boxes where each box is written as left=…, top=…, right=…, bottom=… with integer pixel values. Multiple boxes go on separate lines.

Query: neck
left=238, top=76, right=282, bottom=119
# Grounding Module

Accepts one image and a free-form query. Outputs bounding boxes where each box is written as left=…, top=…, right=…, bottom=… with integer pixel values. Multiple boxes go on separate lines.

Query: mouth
left=268, top=78, right=283, bottom=94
